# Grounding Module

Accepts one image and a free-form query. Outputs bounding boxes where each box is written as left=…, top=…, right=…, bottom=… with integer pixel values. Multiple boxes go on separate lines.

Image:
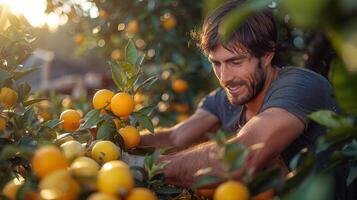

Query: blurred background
left=1, top=0, right=356, bottom=126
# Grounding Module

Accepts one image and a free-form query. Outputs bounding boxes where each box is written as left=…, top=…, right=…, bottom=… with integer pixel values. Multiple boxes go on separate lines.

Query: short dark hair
left=200, top=0, right=277, bottom=58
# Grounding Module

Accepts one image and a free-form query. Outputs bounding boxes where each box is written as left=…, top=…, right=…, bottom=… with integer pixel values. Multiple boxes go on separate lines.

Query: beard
left=223, top=61, right=266, bottom=106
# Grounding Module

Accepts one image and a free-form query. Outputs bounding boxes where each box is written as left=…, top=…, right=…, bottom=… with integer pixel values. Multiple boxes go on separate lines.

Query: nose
left=220, top=64, right=233, bottom=85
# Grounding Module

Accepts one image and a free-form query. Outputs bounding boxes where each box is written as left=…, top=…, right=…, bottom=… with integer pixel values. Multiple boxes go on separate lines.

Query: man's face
left=208, top=45, right=266, bottom=106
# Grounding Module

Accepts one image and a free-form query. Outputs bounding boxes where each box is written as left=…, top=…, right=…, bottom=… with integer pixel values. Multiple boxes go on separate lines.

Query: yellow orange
left=60, top=109, right=81, bottom=131
left=87, top=192, right=119, bottom=200
left=91, top=140, right=120, bottom=164
left=0, top=87, right=18, bottom=108
left=118, top=126, right=140, bottom=149
left=171, top=79, right=188, bottom=93
left=97, top=163, right=134, bottom=195
left=214, top=181, right=249, bottom=200
left=161, top=14, right=177, bottom=31
left=39, top=169, right=79, bottom=200
left=31, top=145, right=69, bottom=178
left=0, top=115, right=7, bottom=130
left=110, top=92, right=135, bottom=118
left=101, top=160, right=129, bottom=171
left=74, top=33, right=84, bottom=45
left=126, top=188, right=157, bottom=200
left=60, top=140, right=85, bottom=161
left=126, top=20, right=139, bottom=34
left=92, top=89, right=114, bottom=110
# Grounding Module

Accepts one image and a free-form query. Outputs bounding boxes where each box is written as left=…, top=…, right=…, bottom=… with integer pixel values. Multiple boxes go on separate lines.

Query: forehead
left=208, top=44, right=250, bottom=61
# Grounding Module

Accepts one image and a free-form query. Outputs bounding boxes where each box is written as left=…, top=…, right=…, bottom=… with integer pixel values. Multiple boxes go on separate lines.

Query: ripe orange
left=91, top=140, right=120, bottom=164
left=176, top=113, right=189, bottom=122
left=92, top=89, right=114, bottom=110
left=126, top=20, right=139, bottom=34
left=99, top=9, right=108, bottom=20
left=126, top=188, right=157, bottom=200
left=75, top=33, right=84, bottom=45
left=101, top=160, right=129, bottom=170
left=251, top=189, right=275, bottom=200
left=62, top=96, right=73, bottom=109
left=38, top=111, right=52, bottom=121
left=171, top=79, right=188, bottom=93
left=97, top=163, right=134, bottom=195
left=2, top=178, right=22, bottom=200
left=87, top=192, right=119, bottom=200
left=31, top=145, right=69, bottom=178
left=174, top=103, right=190, bottom=113
left=0, top=87, right=18, bottom=107
left=161, top=13, right=177, bottom=31
left=39, top=169, right=79, bottom=200
left=118, top=126, right=140, bottom=149
left=60, top=109, right=81, bottom=131
left=214, top=181, right=250, bottom=200
left=0, top=115, right=7, bottom=130
left=111, top=49, right=123, bottom=60
left=60, top=140, right=85, bottom=161
left=70, top=156, right=100, bottom=177
left=110, top=92, right=135, bottom=118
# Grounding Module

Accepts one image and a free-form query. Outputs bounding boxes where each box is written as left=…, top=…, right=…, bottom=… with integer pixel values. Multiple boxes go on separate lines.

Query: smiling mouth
left=226, top=85, right=240, bottom=95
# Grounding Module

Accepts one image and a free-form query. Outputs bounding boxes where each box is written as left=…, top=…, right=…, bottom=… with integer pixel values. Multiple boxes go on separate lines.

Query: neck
left=245, top=65, right=279, bottom=116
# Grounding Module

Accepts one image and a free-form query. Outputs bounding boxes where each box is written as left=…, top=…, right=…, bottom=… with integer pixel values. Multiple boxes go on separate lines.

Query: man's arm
left=139, top=108, right=220, bottom=149
left=160, top=107, right=305, bottom=187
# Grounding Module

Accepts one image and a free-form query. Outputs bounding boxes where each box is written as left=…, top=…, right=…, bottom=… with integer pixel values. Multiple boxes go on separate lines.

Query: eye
left=230, top=60, right=242, bottom=66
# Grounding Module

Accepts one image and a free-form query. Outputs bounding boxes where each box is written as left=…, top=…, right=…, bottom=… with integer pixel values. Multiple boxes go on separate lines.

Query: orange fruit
left=70, top=156, right=100, bottom=177
left=0, top=115, right=7, bottom=130
left=0, top=87, right=18, bottom=108
left=118, top=126, right=140, bottom=149
left=111, top=49, right=123, bottom=60
left=252, top=189, right=275, bottom=200
left=62, top=96, right=73, bottom=109
left=31, top=145, right=69, bottom=178
left=60, top=140, right=85, bottom=161
left=2, top=178, right=22, bottom=200
left=176, top=113, right=189, bottom=122
left=171, top=79, right=188, bottom=93
left=97, top=162, right=134, bottom=195
left=110, top=92, right=135, bottom=118
left=214, top=181, right=249, bottom=200
left=60, top=109, right=81, bottom=131
left=126, top=188, right=157, bottom=200
left=174, top=103, right=190, bottom=113
left=161, top=13, right=177, bottom=31
left=87, top=192, right=119, bottom=200
left=39, top=169, right=79, bottom=200
left=75, top=33, right=84, bottom=45
left=92, top=89, right=114, bottom=110
left=38, top=111, right=52, bottom=121
left=99, top=9, right=108, bottom=20
left=126, top=20, right=139, bottom=34
left=101, top=160, right=129, bottom=171
left=91, top=140, right=120, bottom=164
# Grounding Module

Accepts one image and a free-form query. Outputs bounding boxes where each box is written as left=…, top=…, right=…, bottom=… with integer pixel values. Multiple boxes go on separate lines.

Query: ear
left=262, top=52, right=275, bottom=67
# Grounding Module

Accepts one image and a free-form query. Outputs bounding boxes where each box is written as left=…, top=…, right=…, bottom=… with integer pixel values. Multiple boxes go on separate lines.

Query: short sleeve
left=260, top=69, right=332, bottom=128
left=197, top=88, right=223, bottom=118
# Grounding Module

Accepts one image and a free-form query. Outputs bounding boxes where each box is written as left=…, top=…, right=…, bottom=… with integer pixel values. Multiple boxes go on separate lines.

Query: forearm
left=139, top=128, right=174, bottom=148
left=160, top=141, right=224, bottom=188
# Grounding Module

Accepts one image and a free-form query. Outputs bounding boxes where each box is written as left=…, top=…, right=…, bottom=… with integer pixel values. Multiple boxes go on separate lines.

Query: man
left=135, top=0, right=339, bottom=188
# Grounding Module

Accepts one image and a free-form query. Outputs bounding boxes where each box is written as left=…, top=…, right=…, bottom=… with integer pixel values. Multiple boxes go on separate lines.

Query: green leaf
left=347, top=166, right=357, bottom=186
left=96, top=120, right=116, bottom=140
left=331, top=59, right=357, bottom=114
left=23, top=98, right=47, bottom=107
left=191, top=175, right=225, bottom=189
left=13, top=67, right=39, bottom=80
left=17, top=82, right=31, bottom=102
left=118, top=61, right=136, bottom=77
left=282, top=173, right=333, bottom=200
left=125, top=40, right=138, bottom=66
left=144, top=154, right=154, bottom=170
left=249, top=167, right=281, bottom=195
left=154, top=186, right=181, bottom=195
left=131, top=112, right=154, bottom=133
left=224, top=142, right=249, bottom=172
left=134, top=76, right=158, bottom=94
left=341, top=140, right=357, bottom=157
left=308, top=110, right=354, bottom=129
left=78, top=109, right=101, bottom=130
left=109, top=61, right=125, bottom=91
left=136, top=105, right=156, bottom=116
left=41, top=119, right=62, bottom=129
left=219, top=0, right=272, bottom=41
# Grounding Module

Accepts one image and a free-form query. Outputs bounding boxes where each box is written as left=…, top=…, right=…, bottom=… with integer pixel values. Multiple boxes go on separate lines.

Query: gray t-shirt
left=198, top=66, right=340, bottom=168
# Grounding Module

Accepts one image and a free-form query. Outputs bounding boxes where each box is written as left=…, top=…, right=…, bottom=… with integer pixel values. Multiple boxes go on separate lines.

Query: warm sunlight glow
left=0, top=0, right=47, bottom=27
